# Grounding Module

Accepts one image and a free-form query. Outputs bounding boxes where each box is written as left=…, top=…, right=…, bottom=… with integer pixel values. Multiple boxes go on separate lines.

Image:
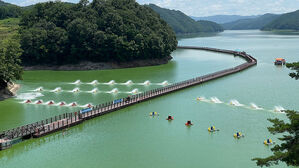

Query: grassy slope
left=0, top=17, right=19, bottom=41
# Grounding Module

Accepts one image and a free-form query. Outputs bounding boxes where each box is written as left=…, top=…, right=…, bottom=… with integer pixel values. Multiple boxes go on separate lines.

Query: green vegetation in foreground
left=0, top=35, right=23, bottom=90
left=20, top=0, right=177, bottom=65
left=252, top=110, right=299, bottom=167
left=147, top=4, right=223, bottom=34
left=221, top=14, right=279, bottom=30
left=0, top=0, right=22, bottom=19
left=0, top=17, right=19, bottom=41
left=262, top=10, right=299, bottom=31
left=286, top=62, right=299, bottom=80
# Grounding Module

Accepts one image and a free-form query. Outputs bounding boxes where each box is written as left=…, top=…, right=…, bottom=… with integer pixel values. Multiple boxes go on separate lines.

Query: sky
left=4, top=0, right=299, bottom=17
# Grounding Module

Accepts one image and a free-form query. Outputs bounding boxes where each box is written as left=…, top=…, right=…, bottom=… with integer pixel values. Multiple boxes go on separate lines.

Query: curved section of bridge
left=0, top=46, right=257, bottom=151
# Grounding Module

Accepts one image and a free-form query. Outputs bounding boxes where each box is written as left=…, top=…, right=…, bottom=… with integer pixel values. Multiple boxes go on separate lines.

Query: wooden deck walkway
left=0, top=46, right=257, bottom=151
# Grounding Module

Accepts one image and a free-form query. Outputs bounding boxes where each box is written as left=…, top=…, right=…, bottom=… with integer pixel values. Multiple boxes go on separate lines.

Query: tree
left=0, top=1, right=22, bottom=20
left=252, top=110, right=299, bottom=167
left=286, top=62, right=299, bottom=80
left=19, top=0, right=177, bottom=65
left=0, top=35, right=23, bottom=89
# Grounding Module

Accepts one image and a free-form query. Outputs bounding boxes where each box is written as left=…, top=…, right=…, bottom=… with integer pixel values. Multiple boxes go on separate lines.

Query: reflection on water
left=176, top=32, right=220, bottom=40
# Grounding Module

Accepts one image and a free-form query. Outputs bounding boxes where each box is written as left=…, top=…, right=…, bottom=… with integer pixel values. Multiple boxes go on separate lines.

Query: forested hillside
left=148, top=4, right=223, bottom=34
left=222, top=14, right=279, bottom=30
left=19, top=0, right=177, bottom=65
left=262, top=10, right=299, bottom=31
left=0, top=0, right=22, bottom=19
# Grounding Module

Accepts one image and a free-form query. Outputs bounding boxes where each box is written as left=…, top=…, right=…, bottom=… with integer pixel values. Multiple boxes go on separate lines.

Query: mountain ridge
left=190, top=15, right=259, bottom=24
left=148, top=4, right=223, bottom=34
left=221, top=14, right=280, bottom=30
left=262, top=10, right=299, bottom=31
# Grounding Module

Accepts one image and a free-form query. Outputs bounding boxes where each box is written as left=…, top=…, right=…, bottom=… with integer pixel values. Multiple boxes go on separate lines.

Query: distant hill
left=222, top=14, right=280, bottom=30
left=262, top=10, right=299, bottom=31
left=147, top=4, right=223, bottom=34
left=190, top=15, right=259, bottom=24
left=0, top=0, right=22, bottom=19
left=0, top=0, right=9, bottom=6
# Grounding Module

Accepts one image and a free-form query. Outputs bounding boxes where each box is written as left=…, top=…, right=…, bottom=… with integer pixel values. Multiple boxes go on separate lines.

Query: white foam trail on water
left=16, top=92, right=44, bottom=100
left=160, top=81, right=169, bottom=86
left=56, top=101, right=67, bottom=106
left=33, top=100, right=43, bottom=104
left=250, top=103, right=263, bottom=110
left=229, top=100, right=244, bottom=106
left=67, top=102, right=78, bottom=107
left=142, top=80, right=151, bottom=86
left=273, top=106, right=285, bottom=113
left=196, top=96, right=210, bottom=102
left=51, top=87, right=62, bottom=93
left=70, top=80, right=81, bottom=85
left=196, top=96, right=205, bottom=101
left=88, top=88, right=99, bottom=94
left=21, top=100, right=29, bottom=104
left=69, top=88, right=80, bottom=93
left=44, top=100, right=55, bottom=105
left=123, top=80, right=133, bottom=85
left=80, top=103, right=93, bottom=108
left=32, top=87, right=43, bottom=92
left=87, top=80, right=99, bottom=85
left=104, top=80, right=116, bottom=85
left=107, top=88, right=119, bottom=94
left=210, top=97, right=223, bottom=103
left=130, top=88, right=139, bottom=94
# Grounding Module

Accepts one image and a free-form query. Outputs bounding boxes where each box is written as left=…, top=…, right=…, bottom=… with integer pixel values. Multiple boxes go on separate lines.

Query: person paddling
left=185, top=120, right=193, bottom=126
left=166, top=115, right=174, bottom=121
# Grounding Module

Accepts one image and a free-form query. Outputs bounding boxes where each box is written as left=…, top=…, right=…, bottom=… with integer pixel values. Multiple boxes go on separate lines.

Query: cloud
left=138, top=0, right=299, bottom=16
left=5, top=0, right=299, bottom=16
left=6, top=0, right=74, bottom=6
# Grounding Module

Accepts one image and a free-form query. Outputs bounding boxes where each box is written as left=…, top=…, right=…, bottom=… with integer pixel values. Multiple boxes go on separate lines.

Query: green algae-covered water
left=0, top=30, right=298, bottom=168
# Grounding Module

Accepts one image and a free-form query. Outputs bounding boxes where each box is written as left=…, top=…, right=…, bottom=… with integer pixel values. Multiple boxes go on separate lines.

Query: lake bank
left=23, top=56, right=172, bottom=71
left=0, top=83, right=20, bottom=101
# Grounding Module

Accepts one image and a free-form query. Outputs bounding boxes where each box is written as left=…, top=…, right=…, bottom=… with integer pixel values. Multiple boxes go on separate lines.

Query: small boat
left=149, top=112, right=159, bottom=116
left=36, top=100, right=43, bottom=104
left=234, top=132, right=245, bottom=139
left=264, top=139, right=275, bottom=145
left=59, top=102, right=66, bottom=106
left=208, top=126, right=219, bottom=132
left=166, top=115, right=174, bottom=121
left=86, top=104, right=93, bottom=108
left=196, top=97, right=204, bottom=101
left=185, top=120, right=193, bottom=126
left=274, top=58, right=286, bottom=65
left=25, top=99, right=32, bottom=103
left=47, top=101, right=55, bottom=105
left=71, top=102, right=77, bottom=107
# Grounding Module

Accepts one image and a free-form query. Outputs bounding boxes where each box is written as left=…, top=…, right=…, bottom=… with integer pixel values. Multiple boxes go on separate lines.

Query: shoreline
left=0, top=82, right=20, bottom=101
left=23, top=56, right=172, bottom=71
left=0, top=46, right=257, bottom=151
